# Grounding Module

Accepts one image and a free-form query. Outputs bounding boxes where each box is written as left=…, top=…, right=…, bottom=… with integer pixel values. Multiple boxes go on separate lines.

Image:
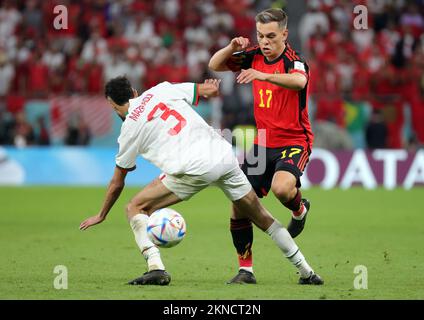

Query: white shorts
left=160, top=156, right=252, bottom=201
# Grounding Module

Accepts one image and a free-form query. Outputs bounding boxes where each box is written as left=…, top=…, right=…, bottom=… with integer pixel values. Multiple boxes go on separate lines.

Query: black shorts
left=241, top=144, right=311, bottom=198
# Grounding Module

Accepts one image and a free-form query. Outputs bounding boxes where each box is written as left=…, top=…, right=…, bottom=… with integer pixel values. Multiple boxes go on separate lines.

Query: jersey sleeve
left=115, top=132, right=137, bottom=172
left=288, top=60, right=309, bottom=80
left=168, top=82, right=199, bottom=106
left=225, top=46, right=258, bottom=72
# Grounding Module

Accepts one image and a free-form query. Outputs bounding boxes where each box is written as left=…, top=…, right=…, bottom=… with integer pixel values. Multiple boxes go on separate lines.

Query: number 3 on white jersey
left=147, top=102, right=187, bottom=136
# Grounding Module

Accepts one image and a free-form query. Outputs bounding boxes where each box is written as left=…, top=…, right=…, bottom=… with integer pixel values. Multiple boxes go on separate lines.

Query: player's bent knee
left=125, top=202, right=136, bottom=219
left=235, top=191, right=274, bottom=231
left=126, top=201, right=151, bottom=219
left=271, top=183, right=295, bottom=203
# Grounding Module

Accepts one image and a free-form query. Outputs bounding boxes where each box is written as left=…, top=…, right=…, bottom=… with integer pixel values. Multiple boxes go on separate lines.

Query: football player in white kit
left=79, top=76, right=323, bottom=286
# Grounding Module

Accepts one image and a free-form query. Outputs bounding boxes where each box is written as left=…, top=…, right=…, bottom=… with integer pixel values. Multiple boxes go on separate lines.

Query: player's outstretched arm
left=237, top=69, right=307, bottom=91
left=79, top=167, right=127, bottom=230
left=209, top=37, right=250, bottom=72
left=198, top=79, right=221, bottom=98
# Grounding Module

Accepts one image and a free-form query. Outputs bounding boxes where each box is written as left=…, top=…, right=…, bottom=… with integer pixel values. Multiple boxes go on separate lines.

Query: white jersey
left=115, top=82, right=233, bottom=175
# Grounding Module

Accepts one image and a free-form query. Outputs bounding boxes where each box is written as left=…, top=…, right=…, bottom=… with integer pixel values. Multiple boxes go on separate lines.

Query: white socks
left=266, top=220, right=313, bottom=278
left=129, top=215, right=313, bottom=278
left=129, top=214, right=165, bottom=271
left=240, top=267, right=254, bottom=273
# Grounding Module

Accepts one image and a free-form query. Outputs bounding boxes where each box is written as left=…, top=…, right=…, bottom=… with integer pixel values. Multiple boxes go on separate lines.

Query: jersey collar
left=263, top=42, right=289, bottom=65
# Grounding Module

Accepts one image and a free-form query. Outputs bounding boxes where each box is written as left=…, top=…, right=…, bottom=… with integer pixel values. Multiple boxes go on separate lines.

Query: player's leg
left=219, top=165, right=323, bottom=285
left=128, top=172, right=212, bottom=285
left=126, top=177, right=182, bottom=285
left=227, top=204, right=256, bottom=284
left=233, top=189, right=323, bottom=285
left=227, top=145, right=272, bottom=284
left=271, top=146, right=311, bottom=238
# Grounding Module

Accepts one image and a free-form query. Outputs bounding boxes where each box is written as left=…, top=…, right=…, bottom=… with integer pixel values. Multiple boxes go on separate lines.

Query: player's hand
left=200, top=79, right=221, bottom=98
left=79, top=214, right=105, bottom=231
left=237, top=68, right=267, bottom=84
left=230, top=37, right=250, bottom=52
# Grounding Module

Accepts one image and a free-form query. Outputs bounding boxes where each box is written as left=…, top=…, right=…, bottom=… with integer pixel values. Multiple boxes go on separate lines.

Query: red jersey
left=227, top=43, right=314, bottom=151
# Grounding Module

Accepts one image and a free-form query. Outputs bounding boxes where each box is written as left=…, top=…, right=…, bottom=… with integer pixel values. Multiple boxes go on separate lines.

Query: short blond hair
left=255, top=8, right=288, bottom=29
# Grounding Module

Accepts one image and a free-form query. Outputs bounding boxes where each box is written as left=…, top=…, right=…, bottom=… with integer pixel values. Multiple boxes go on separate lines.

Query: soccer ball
left=147, top=208, right=186, bottom=248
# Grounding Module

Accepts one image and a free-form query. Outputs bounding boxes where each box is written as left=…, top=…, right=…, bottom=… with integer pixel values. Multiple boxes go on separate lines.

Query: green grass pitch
left=0, top=186, right=423, bottom=300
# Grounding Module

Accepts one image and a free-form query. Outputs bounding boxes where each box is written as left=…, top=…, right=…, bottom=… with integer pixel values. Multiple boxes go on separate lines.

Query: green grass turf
left=0, top=186, right=423, bottom=300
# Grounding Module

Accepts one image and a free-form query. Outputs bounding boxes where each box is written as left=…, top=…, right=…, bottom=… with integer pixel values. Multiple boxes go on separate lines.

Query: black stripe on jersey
left=298, top=84, right=312, bottom=155
left=282, top=53, right=292, bottom=73
left=281, top=47, right=311, bottom=152
left=298, top=61, right=309, bottom=111
left=298, top=59, right=311, bottom=153
left=298, top=82, right=308, bottom=110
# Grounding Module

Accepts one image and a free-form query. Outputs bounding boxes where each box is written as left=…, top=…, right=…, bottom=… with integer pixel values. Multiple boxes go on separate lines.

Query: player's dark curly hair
left=105, top=76, right=133, bottom=105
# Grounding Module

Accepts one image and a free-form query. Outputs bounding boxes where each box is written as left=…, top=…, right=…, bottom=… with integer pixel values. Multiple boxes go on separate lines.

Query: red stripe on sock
left=238, top=254, right=253, bottom=268
left=292, top=203, right=305, bottom=217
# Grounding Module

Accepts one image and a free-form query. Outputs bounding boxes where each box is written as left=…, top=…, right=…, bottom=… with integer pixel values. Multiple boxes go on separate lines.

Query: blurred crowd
left=0, top=0, right=423, bottom=149
left=302, top=0, right=424, bottom=149
left=0, top=0, right=257, bottom=95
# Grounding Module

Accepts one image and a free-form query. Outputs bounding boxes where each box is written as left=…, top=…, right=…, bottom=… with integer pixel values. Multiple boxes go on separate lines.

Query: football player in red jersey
left=209, top=8, right=315, bottom=284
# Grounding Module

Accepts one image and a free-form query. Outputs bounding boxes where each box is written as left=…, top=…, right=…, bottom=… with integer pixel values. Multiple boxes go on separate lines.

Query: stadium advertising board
left=1, top=147, right=423, bottom=189
left=302, top=149, right=424, bottom=190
